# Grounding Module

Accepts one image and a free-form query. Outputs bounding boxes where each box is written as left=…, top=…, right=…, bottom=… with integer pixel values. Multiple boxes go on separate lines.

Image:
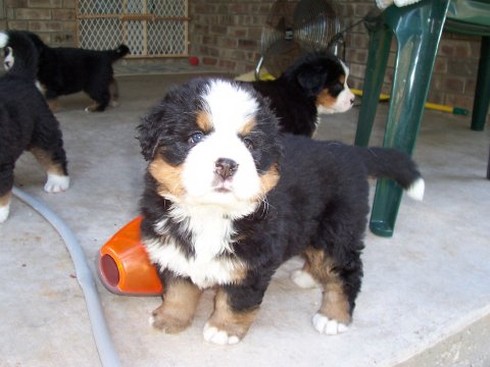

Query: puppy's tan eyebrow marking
left=240, top=118, right=256, bottom=136
left=196, top=111, right=213, bottom=132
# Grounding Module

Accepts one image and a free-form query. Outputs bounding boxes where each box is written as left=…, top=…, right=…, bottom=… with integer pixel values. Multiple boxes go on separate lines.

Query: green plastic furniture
left=354, top=0, right=490, bottom=237
left=446, top=0, right=490, bottom=131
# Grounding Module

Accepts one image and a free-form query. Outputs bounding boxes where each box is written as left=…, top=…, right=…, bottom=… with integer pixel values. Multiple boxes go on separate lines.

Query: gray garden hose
left=12, top=187, right=121, bottom=367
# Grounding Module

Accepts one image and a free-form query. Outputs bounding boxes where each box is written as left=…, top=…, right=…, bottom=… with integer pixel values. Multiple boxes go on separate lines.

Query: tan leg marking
left=304, top=247, right=351, bottom=324
left=151, top=279, right=202, bottom=334
left=85, top=102, right=101, bottom=112
left=30, top=147, right=66, bottom=176
left=109, top=79, right=119, bottom=107
left=47, top=99, right=61, bottom=112
left=204, top=288, right=259, bottom=344
left=0, top=192, right=12, bottom=207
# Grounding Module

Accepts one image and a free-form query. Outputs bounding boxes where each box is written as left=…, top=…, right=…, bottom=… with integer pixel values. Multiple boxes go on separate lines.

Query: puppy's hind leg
left=109, top=78, right=119, bottom=107
left=85, top=80, right=110, bottom=112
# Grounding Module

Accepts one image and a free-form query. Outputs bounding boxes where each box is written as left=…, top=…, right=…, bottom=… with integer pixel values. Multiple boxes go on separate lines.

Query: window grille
left=76, top=0, right=189, bottom=58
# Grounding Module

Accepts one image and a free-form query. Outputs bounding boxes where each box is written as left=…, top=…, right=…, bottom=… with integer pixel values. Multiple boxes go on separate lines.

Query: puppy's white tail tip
left=406, top=177, right=425, bottom=201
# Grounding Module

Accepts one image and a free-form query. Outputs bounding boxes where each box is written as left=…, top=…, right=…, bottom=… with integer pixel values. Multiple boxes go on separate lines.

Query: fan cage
left=76, top=0, right=189, bottom=58
left=257, top=0, right=343, bottom=78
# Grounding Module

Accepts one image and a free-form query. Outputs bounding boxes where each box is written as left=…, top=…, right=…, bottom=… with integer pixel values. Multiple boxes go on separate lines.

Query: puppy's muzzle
left=215, top=158, right=238, bottom=180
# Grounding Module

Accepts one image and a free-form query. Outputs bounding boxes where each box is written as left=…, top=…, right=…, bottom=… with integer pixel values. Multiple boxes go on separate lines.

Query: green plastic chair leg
left=367, top=0, right=451, bottom=237
left=354, top=22, right=392, bottom=147
left=471, top=36, right=490, bottom=131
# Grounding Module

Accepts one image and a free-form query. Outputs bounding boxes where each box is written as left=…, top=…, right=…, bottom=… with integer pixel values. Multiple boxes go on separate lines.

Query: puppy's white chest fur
left=145, top=206, right=244, bottom=289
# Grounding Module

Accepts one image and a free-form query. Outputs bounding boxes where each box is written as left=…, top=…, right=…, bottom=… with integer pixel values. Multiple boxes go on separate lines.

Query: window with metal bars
left=76, top=0, right=189, bottom=58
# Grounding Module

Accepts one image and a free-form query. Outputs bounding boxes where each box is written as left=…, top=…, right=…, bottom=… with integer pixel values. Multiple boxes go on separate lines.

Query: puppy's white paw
left=290, top=269, right=318, bottom=288
left=0, top=204, right=10, bottom=223
left=312, top=313, right=348, bottom=335
left=44, top=174, right=70, bottom=193
left=203, top=323, right=241, bottom=345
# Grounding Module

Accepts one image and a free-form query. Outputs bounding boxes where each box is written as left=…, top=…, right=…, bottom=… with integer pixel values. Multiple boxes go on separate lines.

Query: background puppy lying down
left=137, top=78, right=424, bottom=345
left=0, top=30, right=69, bottom=222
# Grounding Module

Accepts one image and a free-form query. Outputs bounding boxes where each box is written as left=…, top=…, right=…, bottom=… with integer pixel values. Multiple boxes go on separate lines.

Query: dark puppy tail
left=358, top=146, right=425, bottom=201
left=109, top=44, right=130, bottom=62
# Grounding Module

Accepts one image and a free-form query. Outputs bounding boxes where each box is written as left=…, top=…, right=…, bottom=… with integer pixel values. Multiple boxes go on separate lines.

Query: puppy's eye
left=188, top=131, right=204, bottom=145
left=243, top=137, right=254, bottom=150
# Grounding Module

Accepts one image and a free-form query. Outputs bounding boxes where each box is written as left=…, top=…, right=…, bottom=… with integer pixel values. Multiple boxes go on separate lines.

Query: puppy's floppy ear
left=137, top=111, right=164, bottom=161
left=296, top=66, right=327, bottom=97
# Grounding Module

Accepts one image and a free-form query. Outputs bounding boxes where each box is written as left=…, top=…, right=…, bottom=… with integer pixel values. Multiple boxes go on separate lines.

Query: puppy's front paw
left=203, top=322, right=241, bottom=345
left=44, top=174, right=70, bottom=193
left=312, top=313, right=348, bottom=335
left=149, top=304, right=192, bottom=334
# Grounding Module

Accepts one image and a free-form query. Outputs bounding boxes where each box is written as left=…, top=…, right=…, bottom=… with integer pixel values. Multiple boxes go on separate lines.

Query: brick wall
left=1, top=0, right=76, bottom=46
left=189, top=0, right=273, bottom=74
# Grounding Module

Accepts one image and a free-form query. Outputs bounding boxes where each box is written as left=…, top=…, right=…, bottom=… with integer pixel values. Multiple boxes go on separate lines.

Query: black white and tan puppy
left=249, top=52, right=356, bottom=136
left=137, top=78, right=424, bottom=344
left=0, top=30, right=69, bottom=223
left=4, top=30, right=130, bottom=112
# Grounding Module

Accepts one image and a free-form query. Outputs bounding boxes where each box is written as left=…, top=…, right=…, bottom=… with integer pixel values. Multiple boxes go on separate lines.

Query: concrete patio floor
left=0, top=71, right=489, bottom=367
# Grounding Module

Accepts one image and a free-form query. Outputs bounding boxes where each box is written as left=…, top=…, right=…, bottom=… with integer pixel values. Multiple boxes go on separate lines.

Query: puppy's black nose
left=215, top=158, right=238, bottom=179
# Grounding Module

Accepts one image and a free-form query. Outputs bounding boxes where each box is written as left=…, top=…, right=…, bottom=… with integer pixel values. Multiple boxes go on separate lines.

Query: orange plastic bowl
left=98, top=216, right=163, bottom=296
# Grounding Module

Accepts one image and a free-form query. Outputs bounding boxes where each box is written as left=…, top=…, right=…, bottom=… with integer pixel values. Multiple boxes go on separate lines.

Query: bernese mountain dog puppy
left=0, top=30, right=69, bottom=223
left=137, top=78, right=424, bottom=345
left=250, top=52, right=356, bottom=136
left=4, top=31, right=129, bottom=112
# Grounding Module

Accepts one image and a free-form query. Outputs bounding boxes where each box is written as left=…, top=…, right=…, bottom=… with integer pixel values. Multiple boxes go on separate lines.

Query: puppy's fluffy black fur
left=0, top=30, right=69, bottom=222
left=250, top=52, right=355, bottom=136
left=21, top=31, right=129, bottom=112
left=137, top=77, right=424, bottom=344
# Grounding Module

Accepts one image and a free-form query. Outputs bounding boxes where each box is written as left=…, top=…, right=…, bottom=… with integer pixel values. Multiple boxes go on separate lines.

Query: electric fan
left=255, top=0, right=342, bottom=80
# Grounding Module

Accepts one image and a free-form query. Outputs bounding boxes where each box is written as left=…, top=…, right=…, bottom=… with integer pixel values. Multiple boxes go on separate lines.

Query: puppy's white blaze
left=0, top=32, right=8, bottom=48
left=312, top=313, right=348, bottom=335
left=203, top=79, right=259, bottom=133
left=44, top=174, right=70, bottom=193
left=0, top=204, right=10, bottom=223
left=406, top=177, right=425, bottom=201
